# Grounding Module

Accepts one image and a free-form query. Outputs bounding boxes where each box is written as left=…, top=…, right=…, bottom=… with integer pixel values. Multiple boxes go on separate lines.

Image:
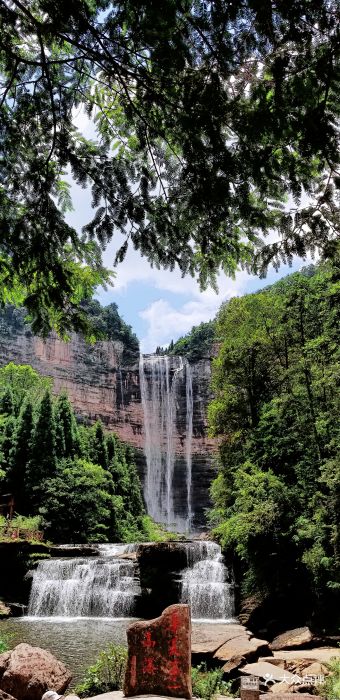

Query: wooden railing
left=0, top=526, right=44, bottom=542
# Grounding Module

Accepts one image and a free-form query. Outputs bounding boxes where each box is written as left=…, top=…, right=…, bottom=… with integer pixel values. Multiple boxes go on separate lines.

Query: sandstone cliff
left=0, top=306, right=216, bottom=529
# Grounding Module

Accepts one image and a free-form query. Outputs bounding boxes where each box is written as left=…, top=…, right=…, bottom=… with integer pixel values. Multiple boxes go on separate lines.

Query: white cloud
left=138, top=271, right=249, bottom=352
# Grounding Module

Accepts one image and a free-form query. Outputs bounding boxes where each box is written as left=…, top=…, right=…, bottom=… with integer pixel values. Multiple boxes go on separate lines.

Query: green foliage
left=0, top=1, right=338, bottom=331
left=191, top=663, right=234, bottom=700
left=0, top=363, right=147, bottom=544
left=164, top=321, right=215, bottom=362
left=27, top=390, right=57, bottom=508
left=321, top=658, right=340, bottom=700
left=10, top=515, right=42, bottom=531
left=209, top=258, right=340, bottom=614
left=82, top=301, right=139, bottom=365
left=74, top=644, right=128, bottom=698
left=0, top=633, right=10, bottom=653
left=140, top=516, right=180, bottom=542
left=40, top=458, right=113, bottom=543
left=0, top=363, right=53, bottom=409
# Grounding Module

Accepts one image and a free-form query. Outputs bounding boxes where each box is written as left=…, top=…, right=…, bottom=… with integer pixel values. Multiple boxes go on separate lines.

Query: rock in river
left=0, top=643, right=71, bottom=700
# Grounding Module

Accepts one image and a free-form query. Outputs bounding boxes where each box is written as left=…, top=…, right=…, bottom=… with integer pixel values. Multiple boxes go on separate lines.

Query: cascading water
left=185, top=363, right=193, bottom=532
left=28, top=544, right=140, bottom=618
left=139, top=354, right=194, bottom=531
left=180, top=541, right=234, bottom=621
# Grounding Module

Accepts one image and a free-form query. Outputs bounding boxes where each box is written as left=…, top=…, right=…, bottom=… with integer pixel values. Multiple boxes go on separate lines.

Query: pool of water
left=0, top=617, right=136, bottom=688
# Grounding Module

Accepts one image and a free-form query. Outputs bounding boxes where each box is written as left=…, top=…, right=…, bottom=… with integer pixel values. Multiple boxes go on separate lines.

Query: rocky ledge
left=191, top=623, right=340, bottom=694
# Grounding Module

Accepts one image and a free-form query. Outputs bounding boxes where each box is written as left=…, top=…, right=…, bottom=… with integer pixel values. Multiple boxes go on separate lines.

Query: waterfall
left=185, top=362, right=193, bottom=532
left=28, top=545, right=140, bottom=618
left=180, top=541, right=234, bottom=621
left=139, top=354, right=194, bottom=532
left=118, top=369, right=125, bottom=409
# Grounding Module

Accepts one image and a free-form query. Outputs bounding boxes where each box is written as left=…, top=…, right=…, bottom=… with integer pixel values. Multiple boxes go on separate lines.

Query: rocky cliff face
left=0, top=307, right=216, bottom=530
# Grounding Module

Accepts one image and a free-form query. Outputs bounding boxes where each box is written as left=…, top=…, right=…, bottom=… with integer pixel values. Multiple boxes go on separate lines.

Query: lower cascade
left=28, top=544, right=140, bottom=618
left=180, top=541, right=234, bottom=621
left=27, top=542, right=234, bottom=621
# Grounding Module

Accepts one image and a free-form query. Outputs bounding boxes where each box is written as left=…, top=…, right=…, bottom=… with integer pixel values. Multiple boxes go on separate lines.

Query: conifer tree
left=9, top=400, right=33, bottom=513
left=106, top=434, right=116, bottom=464
left=128, top=460, right=145, bottom=517
left=0, top=416, right=16, bottom=478
left=0, top=387, right=15, bottom=416
left=91, top=421, right=108, bottom=470
left=55, top=392, right=79, bottom=458
left=27, top=390, right=56, bottom=507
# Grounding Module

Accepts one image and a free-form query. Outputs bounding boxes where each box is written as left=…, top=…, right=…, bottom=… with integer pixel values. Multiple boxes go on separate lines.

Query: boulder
left=270, top=629, right=313, bottom=651
left=0, top=690, right=17, bottom=700
left=191, top=623, right=249, bottom=656
left=270, top=682, right=292, bottom=694
left=215, top=635, right=270, bottom=672
left=0, top=603, right=11, bottom=619
left=0, top=643, right=71, bottom=700
left=241, top=661, right=301, bottom=685
left=263, top=647, right=340, bottom=665
left=260, top=695, right=323, bottom=700
left=124, top=604, right=192, bottom=698
left=191, top=622, right=270, bottom=673
left=136, top=543, right=189, bottom=618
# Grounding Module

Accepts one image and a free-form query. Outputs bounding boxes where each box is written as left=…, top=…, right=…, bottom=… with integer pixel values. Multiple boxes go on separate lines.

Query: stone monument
left=124, top=604, right=192, bottom=698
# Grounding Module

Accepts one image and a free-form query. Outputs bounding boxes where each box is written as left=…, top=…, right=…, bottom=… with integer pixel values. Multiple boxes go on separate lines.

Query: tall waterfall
left=139, top=355, right=194, bottom=532
left=180, top=541, right=234, bottom=621
left=28, top=545, right=140, bottom=618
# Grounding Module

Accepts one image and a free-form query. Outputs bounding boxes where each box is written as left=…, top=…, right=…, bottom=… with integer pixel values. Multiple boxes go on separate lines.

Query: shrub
left=140, top=515, right=179, bottom=542
left=74, top=644, right=128, bottom=697
left=0, top=630, right=12, bottom=653
left=11, top=514, right=42, bottom=531
left=320, top=658, right=340, bottom=700
left=191, top=663, right=234, bottom=700
left=0, top=638, right=8, bottom=653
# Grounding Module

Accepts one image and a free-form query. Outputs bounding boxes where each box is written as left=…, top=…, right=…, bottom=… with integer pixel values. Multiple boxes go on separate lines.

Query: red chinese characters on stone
left=124, top=604, right=192, bottom=698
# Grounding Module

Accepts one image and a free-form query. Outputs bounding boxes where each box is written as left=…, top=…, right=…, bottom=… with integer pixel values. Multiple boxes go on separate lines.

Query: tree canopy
left=0, top=362, right=148, bottom=543
left=209, top=258, right=340, bottom=628
left=0, top=0, right=339, bottom=332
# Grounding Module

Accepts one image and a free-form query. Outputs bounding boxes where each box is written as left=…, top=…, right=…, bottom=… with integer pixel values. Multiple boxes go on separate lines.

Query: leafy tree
left=0, top=0, right=338, bottom=331
left=0, top=363, right=53, bottom=408
left=40, top=458, right=113, bottom=543
left=169, top=321, right=216, bottom=362
left=209, top=258, right=340, bottom=625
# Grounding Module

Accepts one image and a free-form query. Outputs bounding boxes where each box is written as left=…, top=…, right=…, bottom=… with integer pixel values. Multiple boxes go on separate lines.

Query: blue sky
left=67, top=109, right=310, bottom=352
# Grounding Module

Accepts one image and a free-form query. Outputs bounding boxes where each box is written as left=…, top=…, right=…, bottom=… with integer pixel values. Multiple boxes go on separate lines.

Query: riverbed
left=0, top=617, right=136, bottom=688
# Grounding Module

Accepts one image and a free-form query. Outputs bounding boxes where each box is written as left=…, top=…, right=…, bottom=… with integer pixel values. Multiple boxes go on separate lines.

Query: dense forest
left=0, top=363, right=147, bottom=543
left=157, top=321, right=215, bottom=362
left=209, top=259, right=340, bottom=629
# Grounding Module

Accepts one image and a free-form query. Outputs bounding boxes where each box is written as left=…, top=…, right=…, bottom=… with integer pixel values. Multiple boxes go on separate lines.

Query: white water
left=118, top=369, right=125, bottom=409
left=181, top=541, right=234, bottom=621
left=139, top=354, right=194, bottom=531
left=28, top=544, right=140, bottom=618
left=185, top=362, right=193, bottom=532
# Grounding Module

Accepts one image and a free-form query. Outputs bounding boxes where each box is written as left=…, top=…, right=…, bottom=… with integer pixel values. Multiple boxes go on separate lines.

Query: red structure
left=124, top=604, right=192, bottom=698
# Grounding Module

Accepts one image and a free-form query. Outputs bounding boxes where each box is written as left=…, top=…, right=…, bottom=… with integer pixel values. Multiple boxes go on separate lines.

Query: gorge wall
left=0, top=307, right=216, bottom=530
